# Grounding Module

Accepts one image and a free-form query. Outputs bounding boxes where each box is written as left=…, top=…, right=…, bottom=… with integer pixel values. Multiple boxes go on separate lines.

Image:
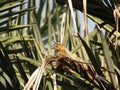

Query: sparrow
left=53, top=42, right=81, bottom=61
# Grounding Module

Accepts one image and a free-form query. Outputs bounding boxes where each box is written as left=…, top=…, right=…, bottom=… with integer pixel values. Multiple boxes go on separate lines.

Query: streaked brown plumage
left=53, top=42, right=81, bottom=61
left=53, top=43, right=67, bottom=55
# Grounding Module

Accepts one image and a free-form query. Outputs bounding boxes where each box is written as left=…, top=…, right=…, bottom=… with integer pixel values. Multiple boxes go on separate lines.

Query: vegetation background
left=0, top=0, right=120, bottom=90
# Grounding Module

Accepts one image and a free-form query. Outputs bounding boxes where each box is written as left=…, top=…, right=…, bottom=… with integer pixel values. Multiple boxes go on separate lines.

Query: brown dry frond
left=24, top=43, right=115, bottom=90
left=51, top=43, right=115, bottom=90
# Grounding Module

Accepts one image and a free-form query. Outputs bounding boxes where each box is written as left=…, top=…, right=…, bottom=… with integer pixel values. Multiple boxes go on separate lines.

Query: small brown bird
left=53, top=42, right=81, bottom=61
left=53, top=42, right=67, bottom=55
